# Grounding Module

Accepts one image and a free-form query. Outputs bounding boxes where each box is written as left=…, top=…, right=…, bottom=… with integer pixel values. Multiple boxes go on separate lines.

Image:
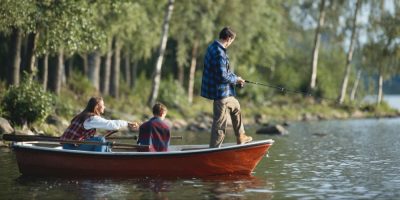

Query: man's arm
left=215, top=52, right=237, bottom=84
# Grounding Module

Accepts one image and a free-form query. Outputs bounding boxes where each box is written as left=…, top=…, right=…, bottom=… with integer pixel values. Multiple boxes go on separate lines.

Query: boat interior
left=12, top=139, right=274, bottom=153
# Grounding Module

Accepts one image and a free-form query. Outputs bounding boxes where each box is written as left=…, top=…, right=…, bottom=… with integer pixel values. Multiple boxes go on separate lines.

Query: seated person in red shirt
left=137, top=103, right=170, bottom=152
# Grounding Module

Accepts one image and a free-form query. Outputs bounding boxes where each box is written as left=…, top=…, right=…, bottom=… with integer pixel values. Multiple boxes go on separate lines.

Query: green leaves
left=36, top=0, right=105, bottom=55
left=1, top=74, right=54, bottom=125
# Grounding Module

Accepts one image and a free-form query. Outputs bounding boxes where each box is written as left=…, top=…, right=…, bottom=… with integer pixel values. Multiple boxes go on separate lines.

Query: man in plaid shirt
left=201, top=27, right=252, bottom=148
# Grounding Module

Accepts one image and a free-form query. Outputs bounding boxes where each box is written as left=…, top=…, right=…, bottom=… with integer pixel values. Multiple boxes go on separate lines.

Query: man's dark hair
left=219, top=27, right=236, bottom=40
left=153, top=102, right=167, bottom=116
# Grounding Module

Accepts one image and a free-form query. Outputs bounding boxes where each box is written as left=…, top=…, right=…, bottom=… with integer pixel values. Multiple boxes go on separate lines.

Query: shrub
left=158, top=76, right=188, bottom=109
left=54, top=95, right=76, bottom=119
left=67, top=71, right=97, bottom=96
left=1, top=76, right=54, bottom=125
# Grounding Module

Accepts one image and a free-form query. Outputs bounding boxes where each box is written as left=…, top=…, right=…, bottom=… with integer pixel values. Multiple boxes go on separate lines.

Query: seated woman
left=60, top=97, right=138, bottom=152
left=137, top=103, right=170, bottom=152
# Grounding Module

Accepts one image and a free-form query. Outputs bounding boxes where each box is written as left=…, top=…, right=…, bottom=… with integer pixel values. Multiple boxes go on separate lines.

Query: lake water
left=364, top=94, right=400, bottom=110
left=1, top=118, right=400, bottom=199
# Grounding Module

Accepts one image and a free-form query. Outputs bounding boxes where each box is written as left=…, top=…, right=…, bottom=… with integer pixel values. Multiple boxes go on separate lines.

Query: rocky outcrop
left=0, top=117, right=14, bottom=134
left=256, top=124, right=288, bottom=135
left=45, top=115, right=69, bottom=129
left=171, top=119, right=188, bottom=130
left=186, top=114, right=213, bottom=132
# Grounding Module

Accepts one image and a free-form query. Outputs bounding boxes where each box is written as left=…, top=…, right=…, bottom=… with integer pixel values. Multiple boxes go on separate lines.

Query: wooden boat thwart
left=11, top=139, right=274, bottom=177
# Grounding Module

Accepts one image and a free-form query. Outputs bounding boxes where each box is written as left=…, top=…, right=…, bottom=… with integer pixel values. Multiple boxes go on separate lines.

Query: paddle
left=1, top=133, right=182, bottom=141
left=104, top=130, right=119, bottom=138
left=108, top=135, right=184, bottom=140
left=2, top=134, right=147, bottom=149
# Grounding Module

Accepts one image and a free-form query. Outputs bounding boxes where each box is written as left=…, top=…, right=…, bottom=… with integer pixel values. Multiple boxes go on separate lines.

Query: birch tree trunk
left=188, top=39, right=199, bottom=104
left=148, top=0, right=175, bottom=106
left=338, top=0, right=360, bottom=104
left=350, top=69, right=361, bottom=102
left=88, top=51, right=101, bottom=91
left=101, top=38, right=113, bottom=95
left=110, top=40, right=122, bottom=98
left=309, top=0, right=326, bottom=91
left=377, top=68, right=383, bottom=105
left=8, top=27, right=22, bottom=86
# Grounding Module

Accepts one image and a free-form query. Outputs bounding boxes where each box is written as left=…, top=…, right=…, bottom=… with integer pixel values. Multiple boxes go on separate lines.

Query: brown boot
left=237, top=134, right=253, bottom=144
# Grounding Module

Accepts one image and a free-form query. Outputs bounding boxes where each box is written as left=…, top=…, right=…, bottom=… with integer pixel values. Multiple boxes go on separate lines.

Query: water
left=364, top=94, right=400, bottom=110
left=1, top=118, right=400, bottom=199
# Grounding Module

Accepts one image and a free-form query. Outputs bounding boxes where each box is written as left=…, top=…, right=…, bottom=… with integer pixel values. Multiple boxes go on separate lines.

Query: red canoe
left=11, top=140, right=274, bottom=177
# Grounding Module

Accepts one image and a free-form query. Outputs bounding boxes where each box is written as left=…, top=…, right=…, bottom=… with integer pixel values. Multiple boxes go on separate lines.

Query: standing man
left=201, top=27, right=252, bottom=148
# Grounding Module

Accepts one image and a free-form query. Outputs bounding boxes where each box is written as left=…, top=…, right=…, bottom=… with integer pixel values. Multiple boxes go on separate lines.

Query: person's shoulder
left=159, top=120, right=170, bottom=129
left=84, top=115, right=98, bottom=123
left=141, top=119, right=151, bottom=125
left=149, top=118, right=169, bottom=128
left=142, top=117, right=160, bottom=125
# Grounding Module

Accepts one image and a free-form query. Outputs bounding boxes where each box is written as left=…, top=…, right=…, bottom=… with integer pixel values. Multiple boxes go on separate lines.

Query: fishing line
left=244, top=80, right=340, bottom=104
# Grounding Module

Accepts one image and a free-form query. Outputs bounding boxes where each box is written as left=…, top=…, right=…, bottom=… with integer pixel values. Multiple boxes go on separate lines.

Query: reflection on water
left=10, top=174, right=272, bottom=200
left=1, top=118, right=400, bottom=199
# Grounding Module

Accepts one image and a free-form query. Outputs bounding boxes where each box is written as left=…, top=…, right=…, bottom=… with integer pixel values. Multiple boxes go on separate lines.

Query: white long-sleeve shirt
left=83, top=116, right=128, bottom=130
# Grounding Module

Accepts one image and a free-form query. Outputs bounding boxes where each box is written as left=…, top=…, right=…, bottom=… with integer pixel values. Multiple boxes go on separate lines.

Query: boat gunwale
left=11, top=139, right=274, bottom=157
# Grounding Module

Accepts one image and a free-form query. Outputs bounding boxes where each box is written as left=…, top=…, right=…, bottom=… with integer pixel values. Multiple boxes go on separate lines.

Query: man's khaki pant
left=210, top=96, right=245, bottom=148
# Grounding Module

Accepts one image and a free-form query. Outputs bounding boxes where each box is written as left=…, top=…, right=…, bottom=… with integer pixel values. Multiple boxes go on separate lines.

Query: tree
left=170, top=0, right=222, bottom=103
left=0, top=0, right=34, bottom=86
left=148, top=0, right=175, bottom=106
left=309, top=0, right=326, bottom=91
left=350, top=69, right=362, bottom=101
left=363, top=0, right=400, bottom=105
left=91, top=1, right=159, bottom=96
left=48, top=49, right=64, bottom=94
left=88, top=51, right=101, bottom=91
left=338, top=0, right=361, bottom=104
left=0, top=0, right=104, bottom=94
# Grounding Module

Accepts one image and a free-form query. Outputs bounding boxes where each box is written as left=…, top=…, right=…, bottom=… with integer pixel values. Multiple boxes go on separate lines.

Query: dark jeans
left=62, top=136, right=110, bottom=152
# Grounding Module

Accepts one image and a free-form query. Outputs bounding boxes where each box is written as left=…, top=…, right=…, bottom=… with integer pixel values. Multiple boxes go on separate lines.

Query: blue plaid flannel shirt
left=201, top=40, right=238, bottom=100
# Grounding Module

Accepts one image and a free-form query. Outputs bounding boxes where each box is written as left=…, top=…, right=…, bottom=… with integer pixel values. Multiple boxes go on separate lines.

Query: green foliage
left=1, top=76, right=54, bottom=125
left=0, top=0, right=104, bottom=55
left=67, top=71, right=97, bottom=96
left=158, top=76, right=188, bottom=109
left=36, top=0, right=105, bottom=55
left=0, top=0, right=35, bottom=33
left=93, top=0, right=161, bottom=59
left=54, top=89, right=77, bottom=119
left=54, top=71, right=99, bottom=119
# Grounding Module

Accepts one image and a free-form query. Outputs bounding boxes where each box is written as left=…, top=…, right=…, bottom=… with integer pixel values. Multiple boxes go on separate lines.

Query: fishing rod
left=244, top=80, right=340, bottom=104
